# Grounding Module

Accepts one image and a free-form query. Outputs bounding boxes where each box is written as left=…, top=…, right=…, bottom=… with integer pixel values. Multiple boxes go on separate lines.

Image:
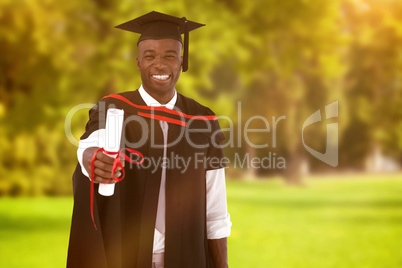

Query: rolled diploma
left=98, top=108, right=124, bottom=196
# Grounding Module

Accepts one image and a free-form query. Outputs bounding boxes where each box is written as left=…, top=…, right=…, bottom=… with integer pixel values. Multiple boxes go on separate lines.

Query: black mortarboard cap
left=115, top=11, right=205, bottom=72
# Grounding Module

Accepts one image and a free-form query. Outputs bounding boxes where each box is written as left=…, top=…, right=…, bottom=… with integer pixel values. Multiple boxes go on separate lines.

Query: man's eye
left=144, top=55, right=154, bottom=59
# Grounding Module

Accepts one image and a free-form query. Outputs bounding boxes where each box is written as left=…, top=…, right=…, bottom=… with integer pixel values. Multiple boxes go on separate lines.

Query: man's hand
left=82, top=147, right=123, bottom=183
left=208, top=237, right=228, bottom=268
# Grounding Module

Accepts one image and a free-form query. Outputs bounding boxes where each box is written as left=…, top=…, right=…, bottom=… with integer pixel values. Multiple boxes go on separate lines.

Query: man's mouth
left=152, top=74, right=171, bottom=81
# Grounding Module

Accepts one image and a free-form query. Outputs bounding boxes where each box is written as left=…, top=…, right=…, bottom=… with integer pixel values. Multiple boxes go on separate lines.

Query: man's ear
left=180, top=56, right=183, bottom=71
left=136, top=56, right=140, bottom=70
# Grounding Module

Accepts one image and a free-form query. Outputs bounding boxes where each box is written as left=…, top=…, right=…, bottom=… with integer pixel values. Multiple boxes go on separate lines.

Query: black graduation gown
left=67, top=90, right=226, bottom=268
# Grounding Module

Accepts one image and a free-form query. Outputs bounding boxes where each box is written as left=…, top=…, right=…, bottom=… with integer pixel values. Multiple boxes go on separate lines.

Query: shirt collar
left=138, top=84, right=177, bottom=110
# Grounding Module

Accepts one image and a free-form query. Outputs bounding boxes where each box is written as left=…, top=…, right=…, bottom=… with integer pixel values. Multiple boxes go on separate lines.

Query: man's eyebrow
left=142, top=49, right=179, bottom=54
left=165, top=50, right=179, bottom=54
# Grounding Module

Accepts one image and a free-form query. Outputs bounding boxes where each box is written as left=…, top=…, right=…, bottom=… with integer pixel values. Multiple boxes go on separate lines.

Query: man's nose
left=153, top=56, right=166, bottom=68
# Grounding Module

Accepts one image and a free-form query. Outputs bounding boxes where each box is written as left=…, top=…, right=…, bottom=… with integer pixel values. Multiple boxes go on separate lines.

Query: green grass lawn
left=1, top=174, right=402, bottom=267
left=0, top=197, right=72, bottom=268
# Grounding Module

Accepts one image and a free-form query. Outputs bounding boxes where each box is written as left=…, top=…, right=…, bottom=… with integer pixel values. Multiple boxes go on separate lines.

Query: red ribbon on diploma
left=90, top=147, right=144, bottom=230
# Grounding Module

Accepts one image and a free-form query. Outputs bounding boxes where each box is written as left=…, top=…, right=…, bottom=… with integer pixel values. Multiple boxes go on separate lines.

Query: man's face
left=137, top=39, right=183, bottom=99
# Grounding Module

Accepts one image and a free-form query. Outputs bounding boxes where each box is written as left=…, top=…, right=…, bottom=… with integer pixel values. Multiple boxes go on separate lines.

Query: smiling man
left=138, top=38, right=182, bottom=104
left=67, top=11, right=231, bottom=268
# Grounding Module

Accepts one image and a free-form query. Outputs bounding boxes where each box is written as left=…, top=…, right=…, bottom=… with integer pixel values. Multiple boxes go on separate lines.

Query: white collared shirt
left=77, top=85, right=231, bottom=253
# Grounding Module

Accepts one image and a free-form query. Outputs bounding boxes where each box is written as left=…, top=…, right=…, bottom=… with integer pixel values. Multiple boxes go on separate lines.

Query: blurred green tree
left=0, top=0, right=137, bottom=195
left=0, top=0, right=401, bottom=195
left=215, top=0, right=345, bottom=182
left=340, top=0, right=402, bottom=169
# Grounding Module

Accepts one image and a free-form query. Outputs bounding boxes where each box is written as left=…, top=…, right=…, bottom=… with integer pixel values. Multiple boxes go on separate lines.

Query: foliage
left=0, top=0, right=401, bottom=195
left=340, top=0, right=402, bottom=166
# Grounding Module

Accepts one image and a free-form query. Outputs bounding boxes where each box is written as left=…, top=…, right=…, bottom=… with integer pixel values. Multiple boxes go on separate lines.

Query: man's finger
left=94, top=167, right=122, bottom=180
left=113, top=171, right=122, bottom=178
left=115, top=166, right=122, bottom=172
left=93, top=176, right=117, bottom=184
left=94, top=168, right=113, bottom=179
left=96, top=151, right=116, bottom=164
left=94, top=160, right=114, bottom=173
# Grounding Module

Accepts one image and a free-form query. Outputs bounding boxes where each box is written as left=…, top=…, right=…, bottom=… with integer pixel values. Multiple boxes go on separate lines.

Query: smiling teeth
left=152, top=75, right=170, bottom=80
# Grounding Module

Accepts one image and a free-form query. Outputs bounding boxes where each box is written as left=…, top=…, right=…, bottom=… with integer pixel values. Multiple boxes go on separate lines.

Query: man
left=67, top=11, right=231, bottom=268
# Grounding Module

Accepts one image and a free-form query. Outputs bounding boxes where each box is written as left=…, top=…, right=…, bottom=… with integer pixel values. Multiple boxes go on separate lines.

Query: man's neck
left=143, top=88, right=175, bottom=105
left=139, top=85, right=177, bottom=109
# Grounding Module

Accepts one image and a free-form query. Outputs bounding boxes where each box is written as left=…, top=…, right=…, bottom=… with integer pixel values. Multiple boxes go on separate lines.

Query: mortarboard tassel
left=182, top=17, right=189, bottom=72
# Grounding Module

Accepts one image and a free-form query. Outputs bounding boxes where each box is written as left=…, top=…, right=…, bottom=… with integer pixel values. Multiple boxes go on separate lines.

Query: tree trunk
left=284, top=146, right=309, bottom=186
left=244, top=144, right=258, bottom=180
